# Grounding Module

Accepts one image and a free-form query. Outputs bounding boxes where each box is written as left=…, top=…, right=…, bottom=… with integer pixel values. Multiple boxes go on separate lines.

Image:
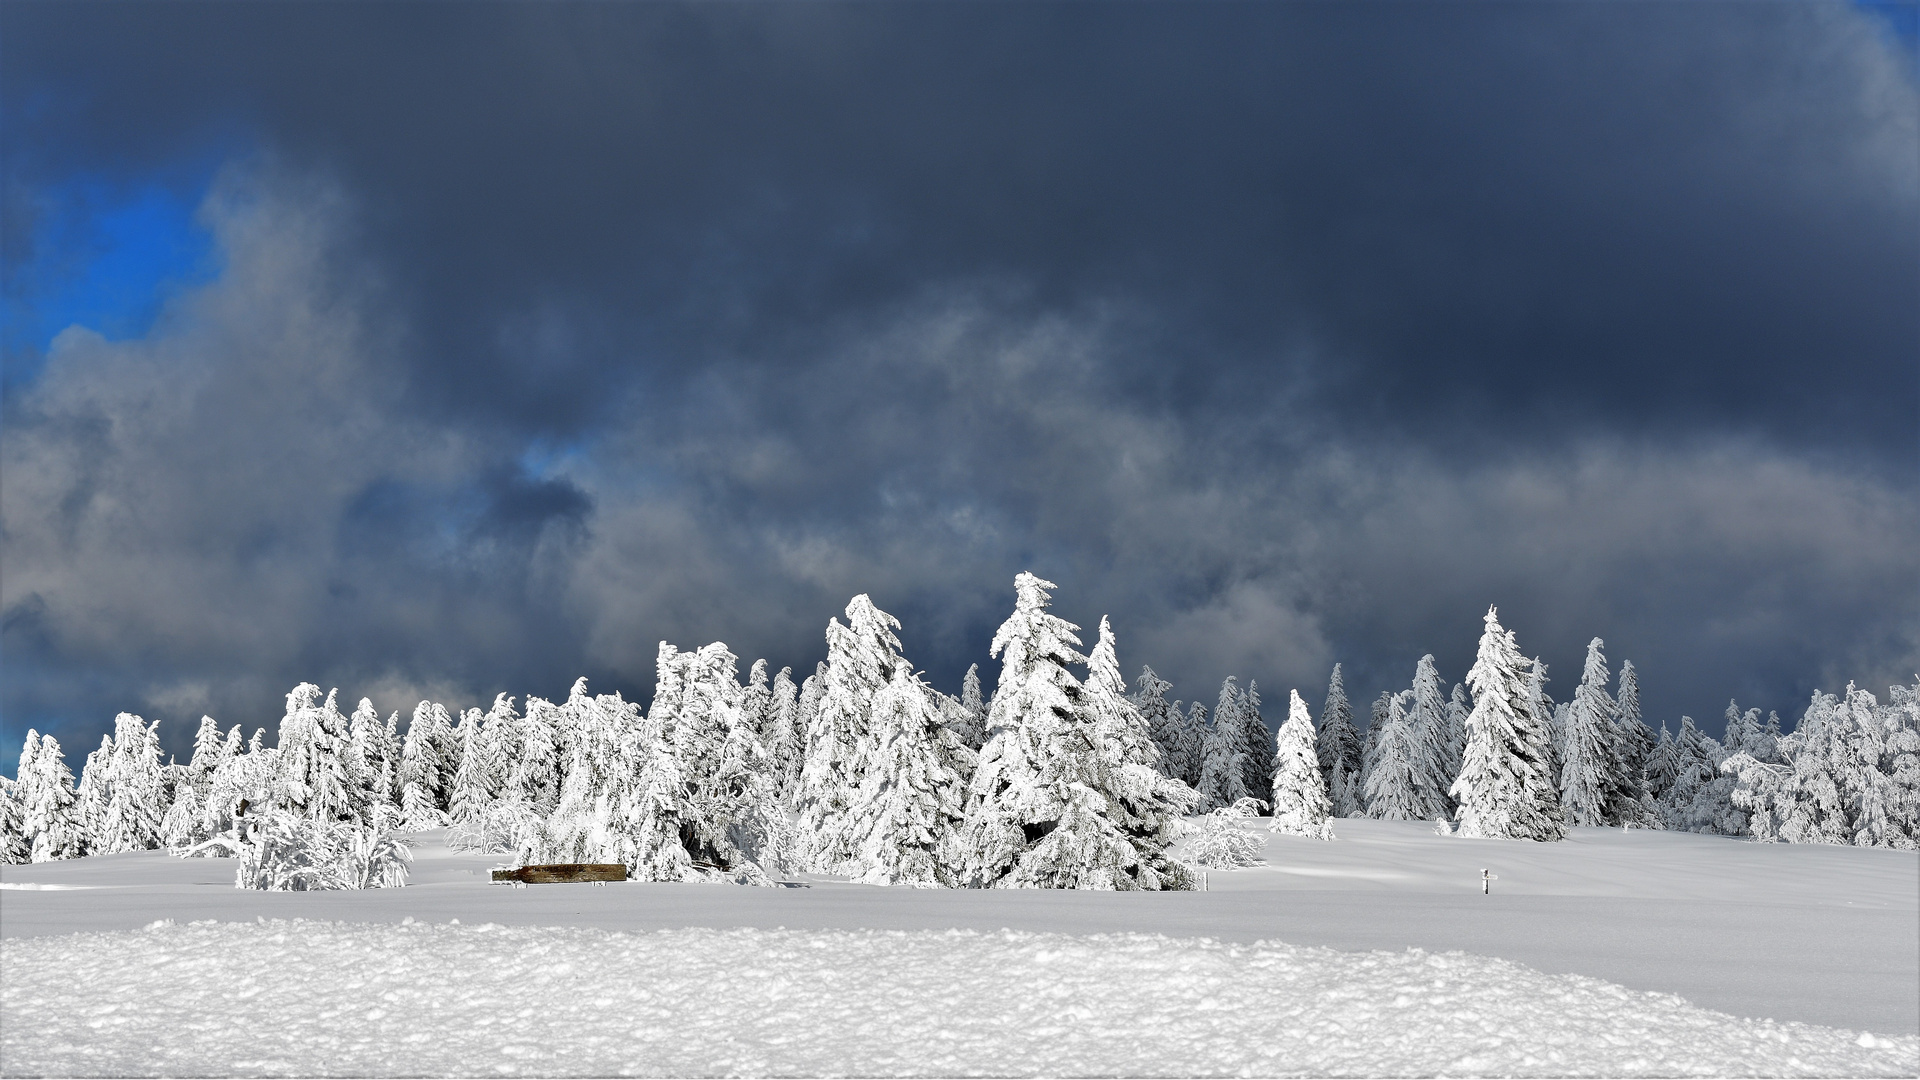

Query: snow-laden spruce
left=962, top=573, right=1189, bottom=890
left=1129, top=666, right=1183, bottom=782
left=799, top=595, right=908, bottom=875
left=1451, top=607, right=1566, bottom=841
left=1558, top=638, right=1621, bottom=828
left=1269, top=689, right=1335, bottom=839
left=1080, top=617, right=1196, bottom=888
left=1316, top=664, right=1364, bottom=818
left=847, top=661, right=972, bottom=887
left=1196, top=677, right=1262, bottom=811
left=1408, top=655, right=1455, bottom=816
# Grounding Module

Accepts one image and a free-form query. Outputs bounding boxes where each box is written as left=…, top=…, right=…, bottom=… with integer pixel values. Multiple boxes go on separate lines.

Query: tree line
left=4, top=578, right=1915, bottom=885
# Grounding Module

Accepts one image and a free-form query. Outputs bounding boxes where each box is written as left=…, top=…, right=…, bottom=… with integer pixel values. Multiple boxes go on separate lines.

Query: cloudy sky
left=3, top=2, right=1916, bottom=764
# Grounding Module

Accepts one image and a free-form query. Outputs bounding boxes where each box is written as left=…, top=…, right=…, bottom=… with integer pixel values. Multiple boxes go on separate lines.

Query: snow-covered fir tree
left=1365, top=691, right=1445, bottom=821
left=787, top=664, right=827, bottom=807
left=742, top=659, right=773, bottom=743
left=449, top=695, right=512, bottom=824
left=1659, top=715, right=1744, bottom=835
left=1558, top=638, right=1621, bottom=828
left=1192, top=701, right=1234, bottom=812
left=18, top=732, right=85, bottom=861
left=0, top=772, right=27, bottom=864
left=506, top=695, right=561, bottom=814
left=1611, top=661, right=1657, bottom=817
left=799, top=595, right=908, bottom=874
left=1129, top=666, right=1181, bottom=780
left=1443, top=681, right=1470, bottom=790
left=1174, top=699, right=1208, bottom=789
left=764, top=666, right=801, bottom=803
left=1528, top=658, right=1561, bottom=785
left=955, top=663, right=988, bottom=752
left=1079, top=617, right=1196, bottom=889
left=962, top=573, right=1152, bottom=890
left=1316, top=664, right=1364, bottom=817
left=72, top=736, right=113, bottom=852
left=1407, top=656, right=1455, bottom=817
left=93, top=713, right=167, bottom=853
left=1645, top=719, right=1682, bottom=804
left=187, top=716, right=226, bottom=791
left=665, top=642, right=784, bottom=882
left=399, top=700, right=455, bottom=826
left=1451, top=607, right=1565, bottom=841
left=1238, top=681, right=1274, bottom=802
left=1214, top=677, right=1264, bottom=808
left=1361, top=691, right=1392, bottom=791
left=1270, top=689, right=1335, bottom=839
left=846, top=660, right=970, bottom=887
left=276, top=686, right=357, bottom=822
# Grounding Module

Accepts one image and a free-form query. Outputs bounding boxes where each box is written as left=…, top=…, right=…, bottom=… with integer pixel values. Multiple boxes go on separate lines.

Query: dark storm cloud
left=2, top=2, right=1915, bottom=761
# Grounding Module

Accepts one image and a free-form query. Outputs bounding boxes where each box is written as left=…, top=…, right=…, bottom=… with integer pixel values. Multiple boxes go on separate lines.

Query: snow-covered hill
left=4, top=819, right=1915, bottom=1076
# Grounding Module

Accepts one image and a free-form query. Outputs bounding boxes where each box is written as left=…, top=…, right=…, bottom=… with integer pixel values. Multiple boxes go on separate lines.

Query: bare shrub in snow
left=1185, top=798, right=1267, bottom=868
left=224, top=813, right=412, bottom=890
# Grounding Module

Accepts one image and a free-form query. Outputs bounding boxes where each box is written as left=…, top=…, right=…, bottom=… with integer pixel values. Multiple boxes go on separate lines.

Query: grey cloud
left=2, top=4, right=1916, bottom=760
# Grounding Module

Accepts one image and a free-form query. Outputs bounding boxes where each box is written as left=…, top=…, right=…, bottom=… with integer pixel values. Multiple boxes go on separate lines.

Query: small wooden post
left=1481, top=868, right=1497, bottom=894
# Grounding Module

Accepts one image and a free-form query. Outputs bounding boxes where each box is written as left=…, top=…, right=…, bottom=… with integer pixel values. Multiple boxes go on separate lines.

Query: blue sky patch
left=4, top=175, right=221, bottom=389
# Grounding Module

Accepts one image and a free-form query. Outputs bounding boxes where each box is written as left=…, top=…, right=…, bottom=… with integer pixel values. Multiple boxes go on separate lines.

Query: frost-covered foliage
left=1729, top=680, right=1919, bottom=849
left=1558, top=639, right=1621, bottom=828
left=764, top=666, right=802, bottom=800
left=226, top=812, right=412, bottom=891
left=963, top=574, right=1188, bottom=890
left=1198, top=679, right=1263, bottom=812
left=1316, top=664, right=1364, bottom=818
left=90, top=713, right=168, bottom=854
left=954, top=664, right=988, bottom=753
left=1269, top=690, right=1334, bottom=839
left=1080, top=618, right=1197, bottom=889
left=1184, top=798, right=1268, bottom=867
left=847, top=661, right=971, bottom=887
left=448, top=798, right=547, bottom=856
left=16, top=732, right=85, bottom=861
left=1364, top=691, right=1438, bottom=821
left=399, top=700, right=456, bottom=828
left=1406, top=656, right=1455, bottom=817
left=1451, top=607, right=1565, bottom=841
left=799, top=595, right=907, bottom=874
left=0, top=774, right=28, bottom=864
left=1130, top=666, right=1182, bottom=782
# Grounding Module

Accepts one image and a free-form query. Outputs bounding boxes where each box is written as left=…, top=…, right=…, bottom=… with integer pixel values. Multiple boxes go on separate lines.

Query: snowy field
left=6, top=920, right=1915, bottom=1078
left=4, top=820, right=1916, bottom=1077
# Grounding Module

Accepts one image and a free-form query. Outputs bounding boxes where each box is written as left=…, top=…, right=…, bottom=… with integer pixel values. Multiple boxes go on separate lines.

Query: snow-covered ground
left=6, top=919, right=1915, bottom=1078
left=4, top=820, right=1916, bottom=1076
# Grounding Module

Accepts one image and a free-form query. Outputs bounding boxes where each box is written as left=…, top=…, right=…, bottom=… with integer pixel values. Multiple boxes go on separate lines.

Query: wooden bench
left=490, top=863, right=628, bottom=884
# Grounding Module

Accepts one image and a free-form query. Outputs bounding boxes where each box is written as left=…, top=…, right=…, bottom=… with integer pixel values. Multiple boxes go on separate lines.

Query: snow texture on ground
left=4, top=918, right=1914, bottom=1079
left=6, top=821, right=1914, bottom=1038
